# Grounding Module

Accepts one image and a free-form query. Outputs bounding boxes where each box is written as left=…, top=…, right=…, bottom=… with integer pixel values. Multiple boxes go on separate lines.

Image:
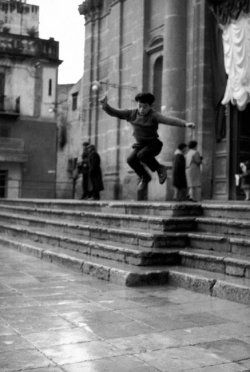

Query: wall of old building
left=80, top=0, right=215, bottom=201
left=0, top=1, right=60, bottom=199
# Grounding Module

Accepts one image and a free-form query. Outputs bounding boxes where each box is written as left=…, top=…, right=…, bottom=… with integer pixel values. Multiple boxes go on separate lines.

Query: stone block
left=82, top=262, right=110, bottom=281
left=212, top=280, right=250, bottom=305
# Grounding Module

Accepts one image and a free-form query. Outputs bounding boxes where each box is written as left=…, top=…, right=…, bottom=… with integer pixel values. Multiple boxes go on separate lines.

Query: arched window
left=153, top=56, right=163, bottom=111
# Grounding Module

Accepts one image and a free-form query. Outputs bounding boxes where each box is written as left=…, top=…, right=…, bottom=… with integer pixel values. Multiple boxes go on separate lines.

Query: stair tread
left=180, top=248, right=250, bottom=262
left=168, top=265, right=250, bottom=287
left=2, top=233, right=250, bottom=288
left=196, top=216, right=250, bottom=225
left=0, top=219, right=189, bottom=239
left=0, top=206, right=196, bottom=223
left=0, top=235, right=173, bottom=273
left=0, top=230, right=181, bottom=256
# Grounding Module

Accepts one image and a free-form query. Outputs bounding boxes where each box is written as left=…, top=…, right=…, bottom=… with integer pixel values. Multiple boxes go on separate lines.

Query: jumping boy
left=100, top=93, right=195, bottom=190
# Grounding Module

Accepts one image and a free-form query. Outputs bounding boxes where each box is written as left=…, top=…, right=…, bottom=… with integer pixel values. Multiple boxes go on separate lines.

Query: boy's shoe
left=138, top=175, right=151, bottom=191
left=157, top=165, right=167, bottom=184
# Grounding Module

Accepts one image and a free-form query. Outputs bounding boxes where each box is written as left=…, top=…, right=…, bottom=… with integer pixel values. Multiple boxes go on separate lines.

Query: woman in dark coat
left=88, top=145, right=104, bottom=200
left=172, top=143, right=187, bottom=201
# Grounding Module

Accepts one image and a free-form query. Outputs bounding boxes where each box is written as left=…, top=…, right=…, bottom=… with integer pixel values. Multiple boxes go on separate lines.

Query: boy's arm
left=100, top=95, right=132, bottom=121
left=155, top=112, right=195, bottom=128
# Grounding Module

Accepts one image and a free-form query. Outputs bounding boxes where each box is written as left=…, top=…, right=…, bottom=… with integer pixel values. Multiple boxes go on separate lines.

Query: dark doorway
left=153, top=56, right=163, bottom=111
left=230, top=103, right=250, bottom=199
left=0, top=170, right=8, bottom=198
left=0, top=73, right=5, bottom=111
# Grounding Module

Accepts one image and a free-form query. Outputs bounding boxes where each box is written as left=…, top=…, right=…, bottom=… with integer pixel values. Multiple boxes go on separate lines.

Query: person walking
left=239, top=160, right=250, bottom=201
left=185, top=140, right=202, bottom=202
left=87, top=144, right=104, bottom=200
left=78, top=142, right=90, bottom=199
left=100, top=93, right=195, bottom=191
left=172, top=143, right=188, bottom=201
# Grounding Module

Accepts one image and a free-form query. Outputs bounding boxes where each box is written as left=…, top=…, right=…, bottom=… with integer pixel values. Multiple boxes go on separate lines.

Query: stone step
left=0, top=224, right=184, bottom=266
left=0, top=198, right=202, bottom=217
left=0, top=213, right=189, bottom=249
left=167, top=266, right=250, bottom=305
left=1, top=234, right=250, bottom=304
left=0, top=235, right=172, bottom=286
left=202, top=201, right=250, bottom=219
left=188, top=232, right=250, bottom=256
left=196, top=216, right=250, bottom=238
left=0, top=206, right=196, bottom=233
left=179, top=248, right=250, bottom=279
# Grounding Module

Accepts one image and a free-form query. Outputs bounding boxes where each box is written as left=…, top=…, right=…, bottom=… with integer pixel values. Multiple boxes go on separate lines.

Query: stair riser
left=189, top=238, right=230, bottom=253
left=167, top=270, right=250, bottom=305
left=189, top=238, right=250, bottom=257
left=0, top=215, right=188, bottom=249
left=197, top=222, right=250, bottom=238
left=0, top=200, right=202, bottom=217
left=181, top=256, right=250, bottom=279
left=0, top=225, right=180, bottom=266
left=0, top=210, right=195, bottom=234
left=203, top=208, right=250, bottom=220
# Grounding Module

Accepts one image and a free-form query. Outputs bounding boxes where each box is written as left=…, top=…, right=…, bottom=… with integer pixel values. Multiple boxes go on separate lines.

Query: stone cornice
left=78, top=0, right=103, bottom=16
left=207, top=0, right=250, bottom=25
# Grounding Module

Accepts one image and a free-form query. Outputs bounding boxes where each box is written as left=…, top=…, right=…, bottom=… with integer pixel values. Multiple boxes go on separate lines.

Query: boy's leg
left=137, top=140, right=167, bottom=184
left=127, top=148, right=151, bottom=179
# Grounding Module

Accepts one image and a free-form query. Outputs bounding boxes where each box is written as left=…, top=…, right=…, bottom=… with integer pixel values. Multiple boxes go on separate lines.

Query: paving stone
left=62, top=355, right=159, bottom=372
left=0, top=348, right=53, bottom=371
left=0, top=232, right=250, bottom=371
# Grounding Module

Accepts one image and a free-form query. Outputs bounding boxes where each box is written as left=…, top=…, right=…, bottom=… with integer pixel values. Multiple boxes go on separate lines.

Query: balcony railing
left=0, top=95, right=20, bottom=115
left=0, top=33, right=59, bottom=61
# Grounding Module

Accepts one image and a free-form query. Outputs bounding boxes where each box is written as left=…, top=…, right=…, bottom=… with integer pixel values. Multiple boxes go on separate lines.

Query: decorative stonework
left=221, top=13, right=250, bottom=110
left=207, top=0, right=250, bottom=25
left=78, top=0, right=103, bottom=16
left=207, top=0, right=250, bottom=110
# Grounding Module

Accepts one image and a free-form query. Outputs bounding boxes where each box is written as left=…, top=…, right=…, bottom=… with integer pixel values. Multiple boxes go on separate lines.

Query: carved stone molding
left=207, top=0, right=250, bottom=25
left=78, top=0, right=103, bottom=17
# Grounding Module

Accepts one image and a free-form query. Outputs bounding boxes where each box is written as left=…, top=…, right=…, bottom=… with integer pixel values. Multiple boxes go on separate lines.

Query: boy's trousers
left=127, top=139, right=163, bottom=178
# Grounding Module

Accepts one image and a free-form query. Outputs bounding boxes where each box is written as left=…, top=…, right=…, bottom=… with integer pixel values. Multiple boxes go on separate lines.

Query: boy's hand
left=186, top=122, right=195, bottom=128
left=99, top=95, right=108, bottom=105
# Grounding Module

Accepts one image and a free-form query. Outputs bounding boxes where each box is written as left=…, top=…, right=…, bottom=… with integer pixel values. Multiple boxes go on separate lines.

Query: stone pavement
left=0, top=246, right=250, bottom=372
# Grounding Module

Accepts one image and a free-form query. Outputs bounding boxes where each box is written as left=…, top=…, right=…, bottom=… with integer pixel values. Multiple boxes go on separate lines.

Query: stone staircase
left=0, top=199, right=250, bottom=304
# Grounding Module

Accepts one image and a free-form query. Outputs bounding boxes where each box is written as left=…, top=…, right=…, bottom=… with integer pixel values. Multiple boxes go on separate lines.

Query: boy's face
left=137, top=102, right=152, bottom=116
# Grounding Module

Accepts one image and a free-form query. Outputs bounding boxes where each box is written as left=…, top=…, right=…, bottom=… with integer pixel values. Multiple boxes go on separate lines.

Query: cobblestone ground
left=0, top=245, right=250, bottom=372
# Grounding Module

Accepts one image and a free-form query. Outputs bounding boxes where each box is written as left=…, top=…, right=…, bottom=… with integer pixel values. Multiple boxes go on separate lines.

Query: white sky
left=31, top=0, right=85, bottom=84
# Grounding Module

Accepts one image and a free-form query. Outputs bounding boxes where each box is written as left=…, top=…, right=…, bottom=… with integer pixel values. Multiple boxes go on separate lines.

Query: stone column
left=160, top=0, right=187, bottom=162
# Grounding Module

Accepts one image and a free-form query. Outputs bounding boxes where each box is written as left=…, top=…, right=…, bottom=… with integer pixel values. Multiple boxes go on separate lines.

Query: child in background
left=240, top=160, right=250, bottom=201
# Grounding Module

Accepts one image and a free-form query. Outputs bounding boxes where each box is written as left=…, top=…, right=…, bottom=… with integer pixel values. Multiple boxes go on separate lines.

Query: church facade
left=79, top=0, right=250, bottom=201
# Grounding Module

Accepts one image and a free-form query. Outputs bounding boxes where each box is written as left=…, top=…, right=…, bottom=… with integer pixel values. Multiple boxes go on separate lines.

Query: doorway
left=0, top=170, right=8, bottom=198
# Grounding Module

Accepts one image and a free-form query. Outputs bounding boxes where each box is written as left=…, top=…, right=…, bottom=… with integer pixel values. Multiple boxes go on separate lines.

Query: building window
left=48, top=79, right=52, bottom=96
left=153, top=56, right=163, bottom=111
left=72, top=92, right=78, bottom=111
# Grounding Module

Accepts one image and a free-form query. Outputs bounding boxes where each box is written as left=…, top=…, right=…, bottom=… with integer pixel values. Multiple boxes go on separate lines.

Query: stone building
left=78, top=0, right=250, bottom=201
left=56, top=79, right=84, bottom=199
left=0, top=0, right=61, bottom=198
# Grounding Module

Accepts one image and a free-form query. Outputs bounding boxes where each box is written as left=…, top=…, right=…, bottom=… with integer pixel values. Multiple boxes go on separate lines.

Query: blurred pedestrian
left=78, top=141, right=90, bottom=199
left=239, top=160, right=250, bottom=201
left=185, top=140, right=202, bottom=202
left=172, top=143, right=188, bottom=201
left=88, top=144, right=104, bottom=200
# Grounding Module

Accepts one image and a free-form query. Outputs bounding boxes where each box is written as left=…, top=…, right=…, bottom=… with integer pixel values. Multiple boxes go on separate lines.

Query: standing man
left=79, top=141, right=90, bottom=199
left=87, top=144, right=104, bottom=200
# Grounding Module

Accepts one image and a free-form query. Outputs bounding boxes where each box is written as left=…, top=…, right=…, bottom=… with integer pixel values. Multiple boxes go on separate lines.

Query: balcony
left=0, top=95, right=20, bottom=117
left=0, top=137, right=28, bottom=163
left=0, top=32, right=60, bottom=61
